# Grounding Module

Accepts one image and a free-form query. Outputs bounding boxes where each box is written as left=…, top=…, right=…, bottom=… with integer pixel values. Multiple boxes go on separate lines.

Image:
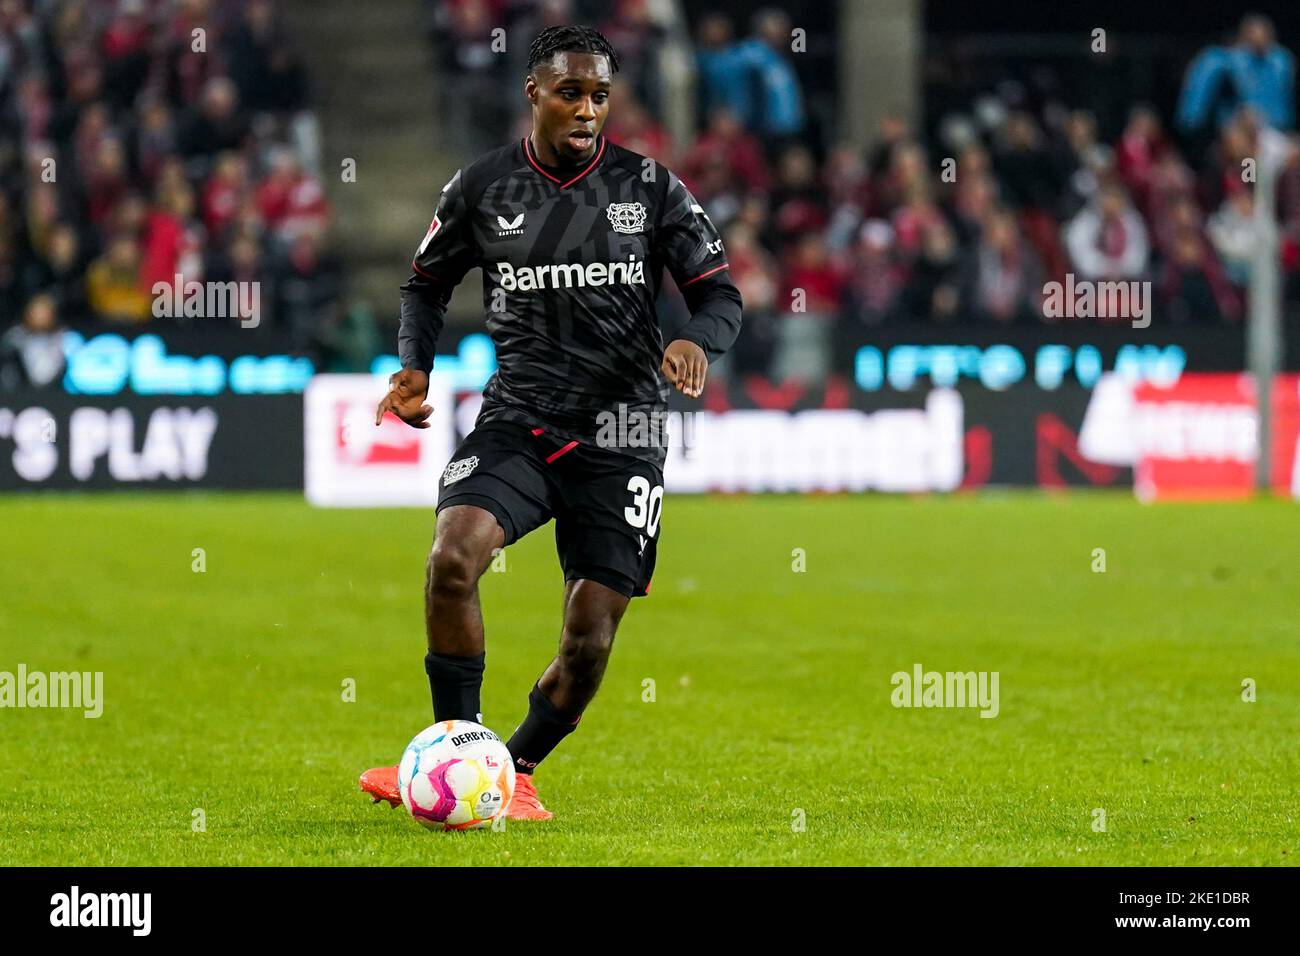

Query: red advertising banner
left=1088, top=374, right=1300, bottom=500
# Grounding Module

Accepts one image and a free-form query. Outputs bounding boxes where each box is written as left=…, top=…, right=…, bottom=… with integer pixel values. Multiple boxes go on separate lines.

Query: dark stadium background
left=2, top=0, right=1299, bottom=494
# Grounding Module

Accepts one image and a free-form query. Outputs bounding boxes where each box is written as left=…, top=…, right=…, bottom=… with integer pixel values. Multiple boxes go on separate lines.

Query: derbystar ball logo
left=496, top=256, right=645, bottom=291
left=451, top=729, right=500, bottom=746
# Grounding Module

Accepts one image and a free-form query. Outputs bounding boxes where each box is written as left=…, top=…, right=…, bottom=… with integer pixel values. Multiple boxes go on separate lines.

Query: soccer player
left=359, top=25, right=742, bottom=820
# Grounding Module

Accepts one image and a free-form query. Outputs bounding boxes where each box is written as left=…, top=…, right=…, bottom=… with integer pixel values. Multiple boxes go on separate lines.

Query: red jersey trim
left=545, top=440, right=580, bottom=463
left=679, top=262, right=730, bottom=287
left=523, top=135, right=607, bottom=188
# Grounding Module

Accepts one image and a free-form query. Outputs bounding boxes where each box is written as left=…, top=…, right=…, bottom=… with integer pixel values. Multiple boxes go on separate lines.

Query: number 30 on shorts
left=624, top=476, right=664, bottom=537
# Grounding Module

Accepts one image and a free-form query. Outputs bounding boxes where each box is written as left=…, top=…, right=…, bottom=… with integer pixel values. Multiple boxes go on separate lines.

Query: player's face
left=526, top=52, right=612, bottom=163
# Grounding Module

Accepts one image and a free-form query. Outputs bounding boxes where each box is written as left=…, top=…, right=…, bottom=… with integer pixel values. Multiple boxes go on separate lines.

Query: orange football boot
left=359, top=765, right=401, bottom=808
left=506, top=773, right=554, bottom=821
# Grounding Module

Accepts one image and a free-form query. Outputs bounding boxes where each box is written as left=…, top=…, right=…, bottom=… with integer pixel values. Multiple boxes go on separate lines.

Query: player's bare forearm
left=375, top=368, right=433, bottom=428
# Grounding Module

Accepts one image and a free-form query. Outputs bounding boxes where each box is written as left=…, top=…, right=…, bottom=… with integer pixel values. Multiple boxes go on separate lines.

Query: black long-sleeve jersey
left=398, top=134, right=743, bottom=466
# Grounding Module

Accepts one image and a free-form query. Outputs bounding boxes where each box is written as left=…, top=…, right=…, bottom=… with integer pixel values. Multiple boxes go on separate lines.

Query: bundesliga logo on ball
left=398, top=720, right=516, bottom=830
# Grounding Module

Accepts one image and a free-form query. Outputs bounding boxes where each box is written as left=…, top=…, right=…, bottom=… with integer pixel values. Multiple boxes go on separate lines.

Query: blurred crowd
left=6, top=1, right=1299, bottom=394
left=662, top=11, right=1300, bottom=382
left=428, top=1, right=818, bottom=163
left=0, top=0, right=341, bottom=390
left=683, top=100, right=1300, bottom=382
left=431, top=5, right=1300, bottom=384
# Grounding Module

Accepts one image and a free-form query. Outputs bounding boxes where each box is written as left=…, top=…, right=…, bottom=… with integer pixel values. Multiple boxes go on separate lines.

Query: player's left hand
left=661, top=339, right=707, bottom=398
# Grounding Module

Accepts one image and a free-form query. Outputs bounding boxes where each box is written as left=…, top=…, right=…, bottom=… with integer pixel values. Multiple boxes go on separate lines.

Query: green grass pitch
left=1, top=491, right=1296, bottom=866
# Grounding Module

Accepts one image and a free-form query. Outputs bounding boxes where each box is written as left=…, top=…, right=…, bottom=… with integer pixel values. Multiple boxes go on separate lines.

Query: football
left=397, top=720, right=515, bottom=830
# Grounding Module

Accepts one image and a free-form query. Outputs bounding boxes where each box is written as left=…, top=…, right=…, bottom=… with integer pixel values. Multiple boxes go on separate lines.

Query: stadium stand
left=5, top=2, right=1299, bottom=391
left=1, top=0, right=336, bottom=385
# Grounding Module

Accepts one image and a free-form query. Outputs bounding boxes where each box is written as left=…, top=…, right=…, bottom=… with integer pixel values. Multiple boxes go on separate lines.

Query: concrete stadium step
left=281, top=0, right=458, bottom=312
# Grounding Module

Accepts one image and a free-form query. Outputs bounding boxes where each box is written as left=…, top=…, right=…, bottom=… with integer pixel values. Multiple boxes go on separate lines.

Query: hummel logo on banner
left=496, top=213, right=525, bottom=236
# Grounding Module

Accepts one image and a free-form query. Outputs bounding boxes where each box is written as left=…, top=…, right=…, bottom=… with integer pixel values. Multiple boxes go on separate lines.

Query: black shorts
left=436, top=421, right=663, bottom=598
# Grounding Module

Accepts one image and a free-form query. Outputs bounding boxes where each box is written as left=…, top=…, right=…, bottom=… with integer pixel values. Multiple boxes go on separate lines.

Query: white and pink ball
left=398, top=720, right=515, bottom=831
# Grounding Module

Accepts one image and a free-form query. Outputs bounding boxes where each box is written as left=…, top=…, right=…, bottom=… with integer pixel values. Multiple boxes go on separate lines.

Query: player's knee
left=427, top=507, right=501, bottom=598
left=427, top=540, right=484, bottom=599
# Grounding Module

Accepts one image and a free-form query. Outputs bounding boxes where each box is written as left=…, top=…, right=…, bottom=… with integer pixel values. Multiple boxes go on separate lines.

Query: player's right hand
left=375, top=368, right=433, bottom=428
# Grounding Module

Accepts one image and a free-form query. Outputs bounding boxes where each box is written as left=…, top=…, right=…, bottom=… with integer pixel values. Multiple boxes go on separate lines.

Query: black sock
left=506, top=683, right=581, bottom=775
left=424, top=651, right=485, bottom=723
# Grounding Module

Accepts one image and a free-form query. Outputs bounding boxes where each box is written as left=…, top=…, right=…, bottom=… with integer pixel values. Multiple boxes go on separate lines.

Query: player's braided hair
left=527, top=25, right=621, bottom=75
